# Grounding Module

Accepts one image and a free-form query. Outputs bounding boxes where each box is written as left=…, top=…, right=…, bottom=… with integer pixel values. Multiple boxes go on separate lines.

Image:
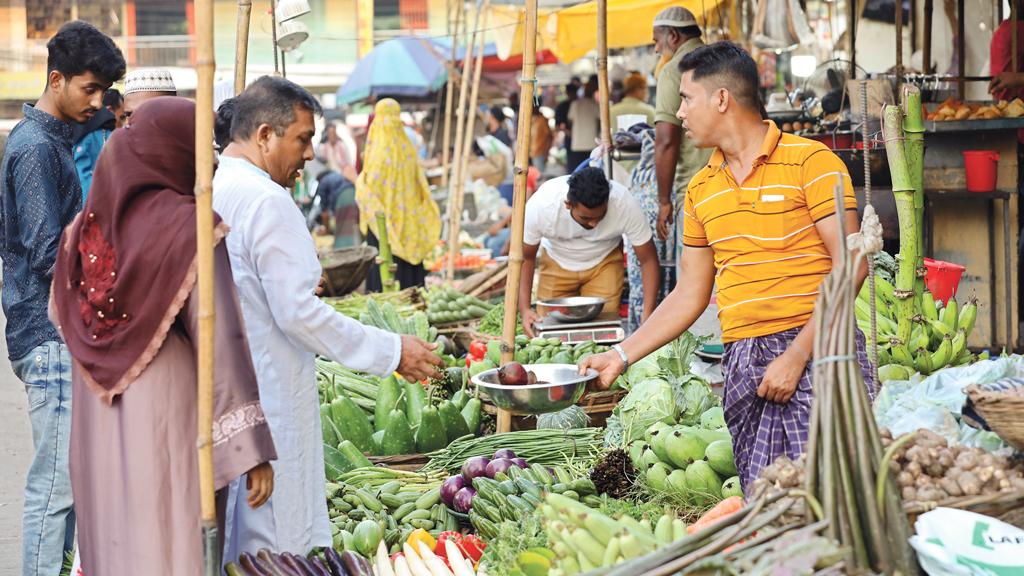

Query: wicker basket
left=965, top=384, right=1024, bottom=451
left=320, top=245, right=378, bottom=297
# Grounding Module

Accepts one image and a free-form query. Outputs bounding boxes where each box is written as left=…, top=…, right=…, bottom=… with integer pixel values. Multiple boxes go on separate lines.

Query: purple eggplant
left=254, top=550, right=288, bottom=576
left=307, top=555, right=334, bottom=576
left=239, top=554, right=271, bottom=576
left=486, top=458, right=515, bottom=478
left=340, top=551, right=373, bottom=576
left=291, top=553, right=321, bottom=576
left=461, top=456, right=490, bottom=483
left=441, top=475, right=465, bottom=506
left=322, top=547, right=349, bottom=576
left=493, top=448, right=517, bottom=460
left=511, top=457, right=529, bottom=468
left=453, top=486, right=477, bottom=513
left=280, top=552, right=310, bottom=576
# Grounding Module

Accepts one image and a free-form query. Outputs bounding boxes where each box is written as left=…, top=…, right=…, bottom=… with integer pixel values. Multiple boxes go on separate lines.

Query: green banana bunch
left=958, top=298, right=978, bottom=334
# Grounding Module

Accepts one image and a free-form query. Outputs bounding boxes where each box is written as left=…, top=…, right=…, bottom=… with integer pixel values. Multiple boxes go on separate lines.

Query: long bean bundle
left=421, top=428, right=604, bottom=473
left=804, top=183, right=916, bottom=574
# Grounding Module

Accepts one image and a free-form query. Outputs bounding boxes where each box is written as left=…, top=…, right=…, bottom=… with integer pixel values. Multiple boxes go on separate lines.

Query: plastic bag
left=909, top=507, right=1024, bottom=575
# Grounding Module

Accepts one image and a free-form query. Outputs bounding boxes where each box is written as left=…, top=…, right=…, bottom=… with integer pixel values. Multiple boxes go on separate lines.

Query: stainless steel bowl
left=470, top=364, right=596, bottom=414
left=537, top=296, right=606, bottom=323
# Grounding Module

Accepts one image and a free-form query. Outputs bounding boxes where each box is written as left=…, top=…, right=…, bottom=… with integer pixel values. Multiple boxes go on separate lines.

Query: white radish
left=403, top=543, right=433, bottom=576
left=376, top=541, right=396, bottom=576
left=394, top=556, right=414, bottom=576
left=416, top=541, right=454, bottom=576
left=444, top=540, right=476, bottom=576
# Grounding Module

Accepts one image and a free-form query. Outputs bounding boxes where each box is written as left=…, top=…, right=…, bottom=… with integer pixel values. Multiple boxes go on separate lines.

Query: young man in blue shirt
left=0, top=21, right=124, bottom=576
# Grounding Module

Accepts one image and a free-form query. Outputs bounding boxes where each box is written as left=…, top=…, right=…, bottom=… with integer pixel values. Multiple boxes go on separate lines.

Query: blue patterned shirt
left=0, top=104, right=82, bottom=360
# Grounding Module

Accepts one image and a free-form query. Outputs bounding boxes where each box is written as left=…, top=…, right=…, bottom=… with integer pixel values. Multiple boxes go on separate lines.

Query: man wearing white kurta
left=215, top=76, right=444, bottom=560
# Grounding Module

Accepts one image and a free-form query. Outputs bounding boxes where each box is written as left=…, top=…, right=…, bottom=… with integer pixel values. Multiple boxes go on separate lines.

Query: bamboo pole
left=499, top=0, right=538, bottom=433
left=445, top=0, right=485, bottom=281
left=271, top=0, right=280, bottom=75
left=194, top=0, right=217, bottom=572
left=448, top=0, right=489, bottom=282
left=597, top=0, right=612, bottom=179
left=233, top=0, right=252, bottom=94
left=440, top=0, right=464, bottom=188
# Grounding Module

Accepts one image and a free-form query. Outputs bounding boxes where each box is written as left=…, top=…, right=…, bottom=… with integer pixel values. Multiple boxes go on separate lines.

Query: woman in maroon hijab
left=52, top=97, right=276, bottom=575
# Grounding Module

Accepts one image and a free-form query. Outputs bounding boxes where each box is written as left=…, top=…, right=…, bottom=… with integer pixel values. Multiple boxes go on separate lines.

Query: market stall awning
left=430, top=38, right=560, bottom=71
left=488, top=0, right=727, bottom=64
left=336, top=37, right=448, bottom=105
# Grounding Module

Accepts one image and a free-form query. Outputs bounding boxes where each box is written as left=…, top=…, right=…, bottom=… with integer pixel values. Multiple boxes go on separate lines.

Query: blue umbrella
left=336, top=37, right=448, bottom=105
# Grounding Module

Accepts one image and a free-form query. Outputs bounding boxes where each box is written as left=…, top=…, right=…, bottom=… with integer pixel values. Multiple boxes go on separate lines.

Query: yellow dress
left=355, top=99, right=441, bottom=266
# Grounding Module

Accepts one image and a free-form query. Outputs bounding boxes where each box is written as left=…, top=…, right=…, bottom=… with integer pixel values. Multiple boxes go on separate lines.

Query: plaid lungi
left=722, top=327, right=876, bottom=492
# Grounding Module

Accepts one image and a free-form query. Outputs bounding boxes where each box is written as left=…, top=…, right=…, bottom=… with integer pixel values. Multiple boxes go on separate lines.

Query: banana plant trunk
left=881, top=104, right=917, bottom=347
left=902, top=86, right=927, bottom=307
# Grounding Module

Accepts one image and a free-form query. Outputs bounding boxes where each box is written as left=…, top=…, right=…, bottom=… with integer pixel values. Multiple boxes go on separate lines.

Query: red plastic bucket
left=923, top=258, right=966, bottom=304
left=963, top=150, right=999, bottom=193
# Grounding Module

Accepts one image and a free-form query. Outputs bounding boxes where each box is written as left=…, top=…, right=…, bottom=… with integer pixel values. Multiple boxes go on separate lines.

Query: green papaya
left=415, top=405, right=448, bottom=453
left=381, top=409, right=415, bottom=456
left=331, top=394, right=374, bottom=454
left=704, top=440, right=737, bottom=477
left=551, top=351, right=573, bottom=364
left=721, top=476, right=743, bottom=499
left=684, top=461, right=723, bottom=506
left=375, top=375, right=403, bottom=433
left=699, top=406, right=726, bottom=430
left=439, top=400, right=471, bottom=443
left=664, top=427, right=708, bottom=469
left=404, top=380, right=426, bottom=430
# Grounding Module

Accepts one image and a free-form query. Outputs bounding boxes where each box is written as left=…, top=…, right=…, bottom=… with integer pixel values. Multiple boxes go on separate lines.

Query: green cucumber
left=337, top=440, right=372, bottom=472
left=331, top=394, right=374, bottom=454
left=404, top=381, right=426, bottom=430
left=375, top=375, right=403, bottom=433
left=438, top=400, right=470, bottom=444
left=380, top=408, right=416, bottom=456
left=415, top=405, right=447, bottom=453
left=392, top=502, right=417, bottom=522
left=415, top=487, right=442, bottom=510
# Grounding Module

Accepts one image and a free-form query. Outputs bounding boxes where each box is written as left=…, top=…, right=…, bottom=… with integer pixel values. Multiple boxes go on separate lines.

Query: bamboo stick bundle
left=498, top=0, right=538, bottom=433
left=194, top=0, right=218, bottom=571
left=804, top=183, right=916, bottom=574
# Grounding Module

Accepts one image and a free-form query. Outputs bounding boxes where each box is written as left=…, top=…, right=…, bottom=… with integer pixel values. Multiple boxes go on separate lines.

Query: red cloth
left=991, top=20, right=1024, bottom=101
left=53, top=97, right=218, bottom=399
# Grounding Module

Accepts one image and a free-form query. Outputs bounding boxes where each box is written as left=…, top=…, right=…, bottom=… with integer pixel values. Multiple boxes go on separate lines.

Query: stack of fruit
left=425, top=286, right=496, bottom=325
left=467, top=337, right=608, bottom=377
left=855, top=277, right=981, bottom=379
left=440, top=451, right=599, bottom=539
left=628, top=406, right=742, bottom=506
left=321, top=375, right=483, bottom=470
left=538, top=492, right=690, bottom=574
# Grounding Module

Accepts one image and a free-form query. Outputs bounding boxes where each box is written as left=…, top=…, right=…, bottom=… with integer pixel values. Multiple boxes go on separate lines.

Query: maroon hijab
left=53, top=97, right=218, bottom=402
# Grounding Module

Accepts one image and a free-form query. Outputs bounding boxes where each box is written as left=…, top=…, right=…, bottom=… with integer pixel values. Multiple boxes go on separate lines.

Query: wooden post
left=499, top=0, right=538, bottom=433
left=923, top=0, right=932, bottom=73
left=376, top=212, right=399, bottom=292
left=448, top=0, right=489, bottom=283
left=956, top=0, right=964, bottom=98
left=271, top=0, right=280, bottom=74
left=895, top=0, right=902, bottom=81
left=445, top=0, right=485, bottom=281
left=233, top=0, right=252, bottom=94
left=849, top=0, right=857, bottom=77
left=1012, top=0, right=1018, bottom=78
left=440, top=0, right=464, bottom=188
left=194, top=0, right=217, bottom=572
left=596, top=0, right=612, bottom=179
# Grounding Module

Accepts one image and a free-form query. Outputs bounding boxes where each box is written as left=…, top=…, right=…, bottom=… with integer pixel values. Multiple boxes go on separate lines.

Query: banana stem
left=903, top=86, right=926, bottom=283
left=882, top=105, right=918, bottom=345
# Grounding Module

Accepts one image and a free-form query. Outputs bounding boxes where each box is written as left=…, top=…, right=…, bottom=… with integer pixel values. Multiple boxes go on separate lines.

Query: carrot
left=687, top=496, right=744, bottom=534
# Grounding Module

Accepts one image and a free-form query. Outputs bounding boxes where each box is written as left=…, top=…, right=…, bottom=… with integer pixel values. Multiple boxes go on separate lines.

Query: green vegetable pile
left=468, top=337, right=609, bottom=378
left=470, top=465, right=599, bottom=539
left=325, top=287, right=424, bottom=320
left=320, top=369, right=484, bottom=464
left=423, top=429, right=605, bottom=474
left=425, top=285, right=495, bottom=325
left=325, top=467, right=454, bottom=556
left=359, top=298, right=438, bottom=342
left=477, top=303, right=523, bottom=336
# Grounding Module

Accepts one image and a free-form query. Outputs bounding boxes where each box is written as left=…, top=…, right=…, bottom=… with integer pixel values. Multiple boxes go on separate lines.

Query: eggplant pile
left=225, top=547, right=372, bottom=576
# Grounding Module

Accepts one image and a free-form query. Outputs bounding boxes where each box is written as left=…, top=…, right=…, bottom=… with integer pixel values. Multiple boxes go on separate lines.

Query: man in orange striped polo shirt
left=582, top=42, right=875, bottom=490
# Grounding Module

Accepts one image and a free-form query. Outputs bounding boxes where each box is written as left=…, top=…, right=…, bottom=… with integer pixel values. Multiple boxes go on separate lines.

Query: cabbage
left=614, top=377, right=678, bottom=444
left=625, top=343, right=670, bottom=387
left=675, top=375, right=719, bottom=425
left=536, top=405, right=591, bottom=430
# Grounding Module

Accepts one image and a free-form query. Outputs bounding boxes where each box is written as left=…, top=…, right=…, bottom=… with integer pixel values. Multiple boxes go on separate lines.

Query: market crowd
left=0, top=5, right=902, bottom=574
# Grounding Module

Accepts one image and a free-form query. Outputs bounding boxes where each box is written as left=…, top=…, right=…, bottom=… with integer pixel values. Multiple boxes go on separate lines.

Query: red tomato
left=469, top=340, right=488, bottom=359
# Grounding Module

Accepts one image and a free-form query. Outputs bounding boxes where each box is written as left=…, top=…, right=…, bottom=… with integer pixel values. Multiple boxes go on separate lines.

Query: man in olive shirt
left=653, top=7, right=712, bottom=245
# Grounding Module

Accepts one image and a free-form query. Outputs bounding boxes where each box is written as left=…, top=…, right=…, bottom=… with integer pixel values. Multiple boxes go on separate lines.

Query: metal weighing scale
left=534, top=314, right=625, bottom=344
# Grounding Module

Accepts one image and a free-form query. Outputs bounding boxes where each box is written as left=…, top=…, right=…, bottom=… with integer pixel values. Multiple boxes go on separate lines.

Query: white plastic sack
left=910, top=507, right=1024, bottom=575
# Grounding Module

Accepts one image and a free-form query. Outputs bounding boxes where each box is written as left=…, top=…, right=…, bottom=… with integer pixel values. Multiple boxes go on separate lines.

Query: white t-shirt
left=524, top=175, right=653, bottom=271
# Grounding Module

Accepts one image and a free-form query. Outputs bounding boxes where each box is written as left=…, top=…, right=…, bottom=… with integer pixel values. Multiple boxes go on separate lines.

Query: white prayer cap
left=653, top=6, right=699, bottom=29
left=123, top=69, right=177, bottom=95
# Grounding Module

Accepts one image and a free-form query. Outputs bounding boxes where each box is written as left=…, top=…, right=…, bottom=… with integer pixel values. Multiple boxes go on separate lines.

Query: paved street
left=0, top=310, right=33, bottom=576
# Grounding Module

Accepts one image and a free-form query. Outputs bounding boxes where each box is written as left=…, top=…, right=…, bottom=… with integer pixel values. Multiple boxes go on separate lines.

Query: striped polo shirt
left=682, top=121, right=856, bottom=342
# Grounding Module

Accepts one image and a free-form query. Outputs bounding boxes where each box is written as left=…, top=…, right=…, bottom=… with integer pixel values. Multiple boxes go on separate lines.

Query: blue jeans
left=12, top=342, right=75, bottom=576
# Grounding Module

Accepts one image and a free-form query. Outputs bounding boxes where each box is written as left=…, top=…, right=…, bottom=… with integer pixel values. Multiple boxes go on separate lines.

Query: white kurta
left=214, top=156, right=401, bottom=561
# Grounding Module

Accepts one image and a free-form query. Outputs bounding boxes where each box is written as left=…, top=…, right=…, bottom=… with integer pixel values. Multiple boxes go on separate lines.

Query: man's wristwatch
left=611, top=344, right=630, bottom=371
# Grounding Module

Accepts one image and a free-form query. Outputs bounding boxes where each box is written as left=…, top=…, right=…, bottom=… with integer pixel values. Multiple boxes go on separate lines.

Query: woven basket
left=320, top=245, right=378, bottom=297
left=965, top=384, right=1024, bottom=451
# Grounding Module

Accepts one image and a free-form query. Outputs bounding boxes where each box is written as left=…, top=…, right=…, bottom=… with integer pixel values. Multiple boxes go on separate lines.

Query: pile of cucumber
left=326, top=468, right=456, bottom=556
left=425, top=286, right=495, bottom=325
left=321, top=375, right=484, bottom=469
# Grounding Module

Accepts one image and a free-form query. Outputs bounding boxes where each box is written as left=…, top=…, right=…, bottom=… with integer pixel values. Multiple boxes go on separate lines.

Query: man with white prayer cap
left=121, top=68, right=177, bottom=126
left=651, top=6, right=711, bottom=248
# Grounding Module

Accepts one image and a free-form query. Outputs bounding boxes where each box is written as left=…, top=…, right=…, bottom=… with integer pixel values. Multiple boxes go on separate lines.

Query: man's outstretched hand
left=397, top=335, right=444, bottom=382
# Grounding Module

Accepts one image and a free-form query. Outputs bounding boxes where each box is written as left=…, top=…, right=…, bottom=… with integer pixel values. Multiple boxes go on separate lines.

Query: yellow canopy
left=489, top=0, right=728, bottom=64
